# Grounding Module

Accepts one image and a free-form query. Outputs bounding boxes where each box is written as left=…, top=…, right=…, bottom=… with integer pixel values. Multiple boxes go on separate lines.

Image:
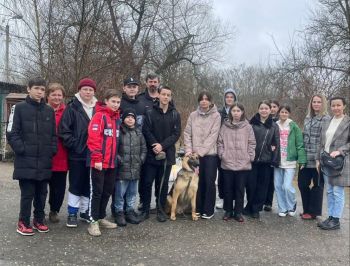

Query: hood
left=95, top=101, right=120, bottom=118
left=75, top=92, right=97, bottom=109
left=224, top=118, right=248, bottom=129
left=223, top=88, right=237, bottom=106
left=250, top=113, right=274, bottom=128
left=277, top=118, right=292, bottom=129
left=197, top=104, right=218, bottom=116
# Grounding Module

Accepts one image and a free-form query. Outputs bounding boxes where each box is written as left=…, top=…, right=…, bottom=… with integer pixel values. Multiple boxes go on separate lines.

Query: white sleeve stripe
left=7, top=105, right=15, bottom=132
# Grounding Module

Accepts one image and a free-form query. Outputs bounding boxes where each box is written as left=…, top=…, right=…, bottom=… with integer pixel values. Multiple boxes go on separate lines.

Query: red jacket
left=52, top=104, right=69, bottom=171
left=87, top=102, right=121, bottom=169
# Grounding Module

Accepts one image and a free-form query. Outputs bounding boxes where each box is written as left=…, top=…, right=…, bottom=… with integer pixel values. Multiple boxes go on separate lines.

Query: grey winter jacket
left=217, top=119, right=256, bottom=171
left=117, top=124, right=147, bottom=180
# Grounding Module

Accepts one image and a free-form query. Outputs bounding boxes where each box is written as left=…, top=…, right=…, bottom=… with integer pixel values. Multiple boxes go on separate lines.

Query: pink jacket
left=217, top=119, right=256, bottom=171
left=184, top=105, right=221, bottom=157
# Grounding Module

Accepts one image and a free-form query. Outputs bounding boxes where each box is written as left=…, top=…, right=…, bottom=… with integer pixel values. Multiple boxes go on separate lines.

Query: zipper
left=257, top=128, right=270, bottom=162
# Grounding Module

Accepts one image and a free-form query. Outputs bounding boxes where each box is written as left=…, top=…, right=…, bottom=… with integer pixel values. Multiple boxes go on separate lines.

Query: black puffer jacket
left=117, top=124, right=147, bottom=180
left=120, top=93, right=146, bottom=128
left=58, top=97, right=94, bottom=161
left=138, top=89, right=158, bottom=111
left=142, top=103, right=181, bottom=165
left=6, top=96, right=57, bottom=181
left=250, top=113, right=280, bottom=166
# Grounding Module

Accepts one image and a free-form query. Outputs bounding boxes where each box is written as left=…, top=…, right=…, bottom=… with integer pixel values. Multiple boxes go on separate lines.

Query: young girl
left=184, top=91, right=221, bottom=219
left=274, top=105, right=306, bottom=217
left=244, top=101, right=280, bottom=219
left=87, top=89, right=121, bottom=236
left=217, top=103, right=256, bottom=222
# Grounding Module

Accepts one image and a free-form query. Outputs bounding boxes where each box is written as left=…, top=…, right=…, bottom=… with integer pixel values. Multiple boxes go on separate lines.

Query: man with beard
left=138, top=73, right=160, bottom=111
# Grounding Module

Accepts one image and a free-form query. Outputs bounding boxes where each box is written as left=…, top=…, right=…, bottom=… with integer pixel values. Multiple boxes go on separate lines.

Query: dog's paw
left=170, top=215, right=176, bottom=221
left=192, top=215, right=199, bottom=221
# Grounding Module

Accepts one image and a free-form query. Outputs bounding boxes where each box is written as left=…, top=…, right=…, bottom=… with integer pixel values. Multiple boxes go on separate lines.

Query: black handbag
left=320, top=151, right=345, bottom=177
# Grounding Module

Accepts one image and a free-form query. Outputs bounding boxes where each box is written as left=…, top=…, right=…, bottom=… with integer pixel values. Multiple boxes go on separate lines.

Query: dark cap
left=123, top=77, right=139, bottom=86
left=122, top=108, right=137, bottom=122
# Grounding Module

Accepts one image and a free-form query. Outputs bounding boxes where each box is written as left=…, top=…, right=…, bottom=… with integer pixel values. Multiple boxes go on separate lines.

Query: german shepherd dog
left=166, top=153, right=200, bottom=221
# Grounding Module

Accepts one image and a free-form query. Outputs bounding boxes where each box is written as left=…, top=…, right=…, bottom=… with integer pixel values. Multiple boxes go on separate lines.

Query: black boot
left=125, top=210, right=140, bottom=224
left=320, top=217, right=340, bottom=230
left=138, top=211, right=150, bottom=222
left=156, top=209, right=167, bottom=222
left=115, top=211, right=127, bottom=227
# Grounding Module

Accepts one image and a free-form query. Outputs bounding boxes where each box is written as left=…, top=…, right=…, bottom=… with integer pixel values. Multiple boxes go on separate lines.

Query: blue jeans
left=323, top=174, right=345, bottom=218
left=114, top=179, right=138, bottom=212
left=274, top=168, right=296, bottom=212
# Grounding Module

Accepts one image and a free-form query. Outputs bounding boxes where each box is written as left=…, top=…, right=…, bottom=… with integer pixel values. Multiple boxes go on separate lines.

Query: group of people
left=6, top=75, right=349, bottom=237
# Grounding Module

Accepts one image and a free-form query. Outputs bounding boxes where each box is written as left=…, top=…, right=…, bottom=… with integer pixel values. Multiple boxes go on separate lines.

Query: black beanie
left=122, top=108, right=137, bottom=122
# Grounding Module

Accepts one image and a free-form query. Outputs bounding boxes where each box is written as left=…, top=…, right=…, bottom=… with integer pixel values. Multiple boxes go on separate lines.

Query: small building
left=0, top=81, right=26, bottom=160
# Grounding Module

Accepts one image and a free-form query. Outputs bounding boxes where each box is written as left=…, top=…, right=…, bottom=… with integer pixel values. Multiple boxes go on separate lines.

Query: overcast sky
left=212, top=0, right=314, bottom=66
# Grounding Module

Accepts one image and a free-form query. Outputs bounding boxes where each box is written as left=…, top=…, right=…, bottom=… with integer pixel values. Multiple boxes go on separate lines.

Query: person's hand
left=300, top=165, right=305, bottom=170
left=152, top=143, right=163, bottom=154
left=185, top=151, right=192, bottom=157
left=271, top=146, right=276, bottom=152
left=94, top=162, right=103, bottom=171
left=316, top=160, right=320, bottom=174
left=330, top=151, right=341, bottom=158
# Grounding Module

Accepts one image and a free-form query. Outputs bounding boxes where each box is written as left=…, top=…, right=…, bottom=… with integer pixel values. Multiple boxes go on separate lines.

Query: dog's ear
left=182, top=156, right=193, bottom=172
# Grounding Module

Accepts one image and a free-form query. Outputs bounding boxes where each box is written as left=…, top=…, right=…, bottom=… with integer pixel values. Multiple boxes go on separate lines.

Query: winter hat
left=122, top=108, right=137, bottom=122
left=78, top=78, right=97, bottom=91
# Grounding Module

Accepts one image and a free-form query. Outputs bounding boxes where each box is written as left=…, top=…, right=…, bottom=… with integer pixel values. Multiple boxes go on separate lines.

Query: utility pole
left=4, top=15, right=23, bottom=83
left=5, top=24, right=10, bottom=82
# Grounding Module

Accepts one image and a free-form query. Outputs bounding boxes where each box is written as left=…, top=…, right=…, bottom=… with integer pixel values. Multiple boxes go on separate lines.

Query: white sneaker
left=201, top=213, right=214, bottom=219
left=215, top=199, right=223, bottom=209
left=278, top=211, right=288, bottom=217
left=99, top=219, right=117, bottom=229
left=87, top=221, right=101, bottom=236
left=288, top=204, right=297, bottom=216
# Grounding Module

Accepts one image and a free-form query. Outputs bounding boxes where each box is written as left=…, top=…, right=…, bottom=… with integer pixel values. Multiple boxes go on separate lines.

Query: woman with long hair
left=298, top=94, right=329, bottom=220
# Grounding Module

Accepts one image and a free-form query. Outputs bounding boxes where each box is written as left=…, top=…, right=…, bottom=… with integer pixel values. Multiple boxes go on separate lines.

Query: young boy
left=141, top=86, right=181, bottom=222
left=59, top=78, right=97, bottom=227
left=7, top=77, right=57, bottom=235
left=87, top=89, right=121, bottom=236
left=114, top=108, right=147, bottom=226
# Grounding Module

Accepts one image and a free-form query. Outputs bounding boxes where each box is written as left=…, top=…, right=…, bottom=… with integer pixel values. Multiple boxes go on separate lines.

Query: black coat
left=142, top=103, right=181, bottom=165
left=6, top=96, right=57, bottom=181
left=138, top=89, right=158, bottom=112
left=250, top=113, right=280, bottom=166
left=117, top=124, right=147, bottom=180
left=58, top=97, right=94, bottom=161
left=120, top=94, right=146, bottom=128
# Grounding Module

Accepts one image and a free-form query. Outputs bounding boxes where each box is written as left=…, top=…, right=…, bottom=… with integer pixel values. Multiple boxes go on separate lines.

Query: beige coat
left=217, top=119, right=256, bottom=171
left=184, top=105, right=221, bottom=157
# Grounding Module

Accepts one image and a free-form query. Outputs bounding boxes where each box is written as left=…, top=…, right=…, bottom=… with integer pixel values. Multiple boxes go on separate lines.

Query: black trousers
left=222, top=169, right=248, bottom=214
left=196, top=155, right=218, bottom=216
left=138, top=164, right=147, bottom=204
left=264, top=167, right=274, bottom=206
left=217, top=163, right=224, bottom=199
left=142, top=163, right=172, bottom=212
left=89, top=168, right=117, bottom=221
left=298, top=167, right=324, bottom=216
left=49, top=171, right=67, bottom=213
left=19, top=179, right=48, bottom=225
left=245, top=163, right=271, bottom=213
left=68, top=160, right=90, bottom=197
